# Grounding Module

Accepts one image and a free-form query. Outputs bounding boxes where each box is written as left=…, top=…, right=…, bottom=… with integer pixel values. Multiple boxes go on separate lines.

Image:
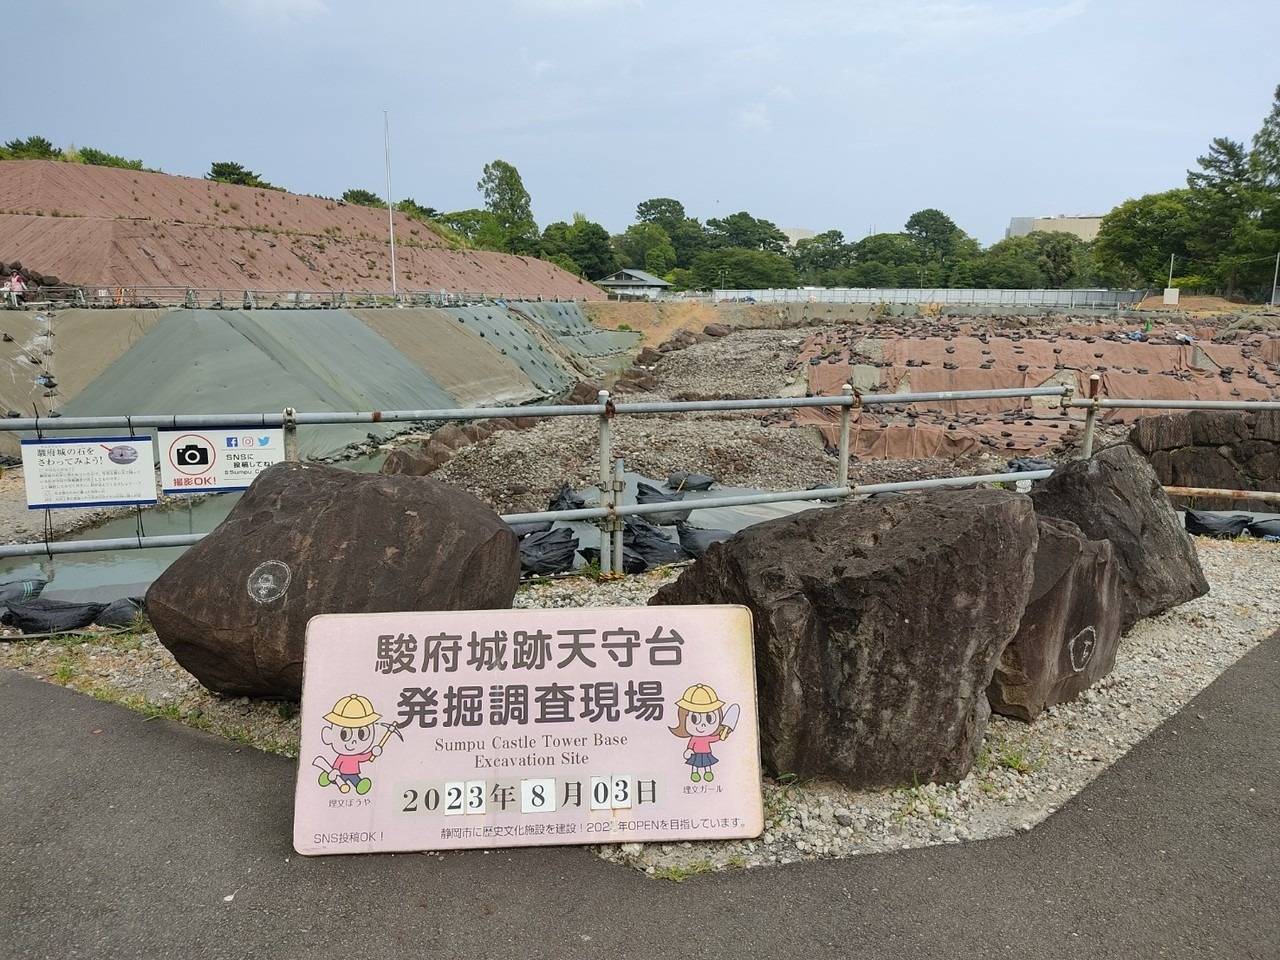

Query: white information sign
left=21, top=436, right=157, bottom=509
left=157, top=427, right=285, bottom=494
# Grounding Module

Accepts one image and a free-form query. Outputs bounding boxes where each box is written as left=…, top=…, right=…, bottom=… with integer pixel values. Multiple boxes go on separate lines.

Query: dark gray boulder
left=988, top=517, right=1122, bottom=721
left=1030, top=443, right=1208, bottom=633
left=147, top=462, right=519, bottom=699
left=651, top=489, right=1038, bottom=789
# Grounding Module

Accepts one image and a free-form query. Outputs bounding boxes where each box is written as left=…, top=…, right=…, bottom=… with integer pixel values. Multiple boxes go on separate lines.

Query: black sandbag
left=0, top=578, right=48, bottom=606
left=675, top=522, right=732, bottom=558
left=547, top=483, right=586, bottom=512
left=96, top=597, right=146, bottom=628
left=2, top=598, right=106, bottom=634
left=1007, top=457, right=1055, bottom=473
left=624, top=516, right=690, bottom=567
left=1247, top=517, right=1280, bottom=539
left=519, top=528, right=580, bottom=575
left=508, top=520, right=553, bottom=538
left=635, top=482, right=692, bottom=525
left=578, top=545, right=647, bottom=574
left=1184, top=510, right=1252, bottom=538
left=667, top=471, right=714, bottom=492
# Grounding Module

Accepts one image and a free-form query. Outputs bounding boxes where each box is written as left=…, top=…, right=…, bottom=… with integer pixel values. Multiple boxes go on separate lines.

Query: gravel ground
left=644, top=328, right=813, bottom=401
left=2, top=538, right=1274, bottom=878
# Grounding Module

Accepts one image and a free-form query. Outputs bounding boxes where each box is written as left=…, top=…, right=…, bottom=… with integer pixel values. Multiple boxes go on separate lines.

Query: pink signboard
left=293, top=605, right=763, bottom=855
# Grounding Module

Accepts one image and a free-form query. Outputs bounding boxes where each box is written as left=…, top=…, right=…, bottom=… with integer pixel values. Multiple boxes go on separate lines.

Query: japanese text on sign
left=293, top=606, right=762, bottom=855
left=157, top=427, right=284, bottom=494
left=21, top=436, right=157, bottom=509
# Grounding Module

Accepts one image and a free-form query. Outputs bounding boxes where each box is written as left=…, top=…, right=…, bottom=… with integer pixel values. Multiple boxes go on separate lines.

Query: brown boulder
left=988, top=517, right=1123, bottom=721
left=380, top=444, right=444, bottom=476
left=567, top=380, right=603, bottom=405
left=147, top=462, right=519, bottom=699
left=636, top=346, right=663, bottom=366
left=430, top=423, right=470, bottom=450
left=651, top=489, right=1038, bottom=788
left=1030, top=443, right=1208, bottom=633
left=703, top=322, right=732, bottom=337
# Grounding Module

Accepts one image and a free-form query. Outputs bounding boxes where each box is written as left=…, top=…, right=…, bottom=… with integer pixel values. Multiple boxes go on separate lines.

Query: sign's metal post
left=611, top=457, right=625, bottom=576
left=283, top=407, right=299, bottom=462
left=1080, top=374, right=1102, bottom=459
left=837, top=383, right=854, bottom=489
left=596, top=390, right=613, bottom=576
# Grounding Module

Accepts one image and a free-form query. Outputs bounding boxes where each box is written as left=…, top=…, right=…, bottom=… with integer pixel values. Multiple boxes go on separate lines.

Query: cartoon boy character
left=312, top=694, right=397, bottom=795
left=668, top=684, right=740, bottom=783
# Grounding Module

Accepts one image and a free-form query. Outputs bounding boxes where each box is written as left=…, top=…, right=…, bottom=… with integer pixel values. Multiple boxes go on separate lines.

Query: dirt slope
left=0, top=160, right=601, bottom=299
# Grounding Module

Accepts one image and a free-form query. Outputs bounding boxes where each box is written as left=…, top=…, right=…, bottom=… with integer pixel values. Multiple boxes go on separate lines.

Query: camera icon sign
left=168, top=434, right=216, bottom=476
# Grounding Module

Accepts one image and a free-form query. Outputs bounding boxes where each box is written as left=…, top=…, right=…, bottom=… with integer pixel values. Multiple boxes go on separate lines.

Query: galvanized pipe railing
left=5, top=381, right=1280, bottom=569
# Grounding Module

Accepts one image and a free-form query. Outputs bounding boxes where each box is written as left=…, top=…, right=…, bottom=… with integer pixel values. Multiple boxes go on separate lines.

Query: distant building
left=782, top=227, right=817, bottom=247
left=594, top=268, right=672, bottom=300
left=1006, top=214, right=1104, bottom=242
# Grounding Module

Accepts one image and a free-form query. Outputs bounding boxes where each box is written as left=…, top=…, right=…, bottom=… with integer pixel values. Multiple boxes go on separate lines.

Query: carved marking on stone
left=1068, top=626, right=1096, bottom=673
left=248, top=560, right=291, bottom=604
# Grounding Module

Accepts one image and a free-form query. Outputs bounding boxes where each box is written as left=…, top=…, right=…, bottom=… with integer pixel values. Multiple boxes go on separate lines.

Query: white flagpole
left=384, top=110, right=398, bottom=299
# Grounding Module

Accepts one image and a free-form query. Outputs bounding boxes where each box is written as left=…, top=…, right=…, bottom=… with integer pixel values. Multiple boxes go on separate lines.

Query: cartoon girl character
left=669, top=683, right=740, bottom=782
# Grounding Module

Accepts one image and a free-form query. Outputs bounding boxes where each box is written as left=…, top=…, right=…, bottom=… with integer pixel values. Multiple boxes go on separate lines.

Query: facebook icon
left=225, top=437, right=239, bottom=448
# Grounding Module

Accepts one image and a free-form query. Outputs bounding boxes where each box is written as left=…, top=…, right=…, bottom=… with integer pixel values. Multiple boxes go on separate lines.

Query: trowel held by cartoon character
left=668, top=683, right=741, bottom=782
left=311, top=694, right=403, bottom=795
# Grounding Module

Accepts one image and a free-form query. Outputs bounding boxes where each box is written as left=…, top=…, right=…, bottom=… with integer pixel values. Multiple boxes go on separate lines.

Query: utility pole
left=1272, top=250, right=1279, bottom=307
left=1168, top=252, right=1175, bottom=288
left=384, top=110, right=398, bottom=300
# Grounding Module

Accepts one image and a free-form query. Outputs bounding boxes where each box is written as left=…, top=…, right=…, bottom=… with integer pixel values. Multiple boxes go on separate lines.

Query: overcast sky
left=6, top=0, right=1278, bottom=244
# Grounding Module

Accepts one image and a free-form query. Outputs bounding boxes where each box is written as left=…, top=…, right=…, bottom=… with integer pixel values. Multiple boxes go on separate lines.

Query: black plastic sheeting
left=508, top=520, right=553, bottom=538
left=1247, top=517, right=1280, bottom=539
left=667, top=471, right=715, bottom=492
left=2, top=598, right=106, bottom=633
left=624, top=516, right=691, bottom=567
left=1184, top=510, right=1252, bottom=538
left=578, top=545, right=647, bottom=574
left=0, top=578, right=48, bottom=606
left=547, top=484, right=586, bottom=512
left=96, top=597, right=146, bottom=628
left=519, top=528, right=580, bottom=576
left=676, top=522, right=733, bottom=558
left=636, top=482, right=692, bottom=525
left=1007, top=457, right=1056, bottom=473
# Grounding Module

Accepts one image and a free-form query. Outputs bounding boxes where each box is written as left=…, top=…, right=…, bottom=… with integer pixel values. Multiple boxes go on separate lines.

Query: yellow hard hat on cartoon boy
left=676, top=684, right=724, bottom=712
left=324, top=694, right=381, bottom=727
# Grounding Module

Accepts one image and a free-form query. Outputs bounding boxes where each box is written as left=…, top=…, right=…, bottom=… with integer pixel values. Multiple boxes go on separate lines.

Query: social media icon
left=258, top=435, right=271, bottom=447
left=242, top=436, right=256, bottom=448
left=225, top=437, right=239, bottom=448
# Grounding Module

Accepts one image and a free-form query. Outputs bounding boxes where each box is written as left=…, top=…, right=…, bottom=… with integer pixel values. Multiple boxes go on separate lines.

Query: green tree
left=1093, top=190, right=1196, bottom=287
left=705, top=211, right=788, bottom=252
left=342, top=188, right=386, bottom=208
left=477, top=159, right=539, bottom=255
left=791, top=230, right=852, bottom=281
left=77, top=146, right=144, bottom=169
left=689, top=248, right=797, bottom=289
left=543, top=214, right=618, bottom=279
left=206, top=161, right=276, bottom=189
left=615, top=222, right=675, bottom=271
left=971, top=236, right=1046, bottom=288
left=397, top=198, right=440, bottom=220
left=0, top=136, right=58, bottom=160
left=1030, top=232, right=1085, bottom=287
left=1251, top=84, right=1280, bottom=188
left=439, top=209, right=506, bottom=250
left=904, top=208, right=964, bottom=263
left=635, top=197, right=708, bottom=267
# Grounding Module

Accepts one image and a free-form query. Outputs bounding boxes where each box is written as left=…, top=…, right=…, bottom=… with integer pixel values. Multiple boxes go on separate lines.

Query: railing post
left=1080, top=374, right=1102, bottom=459
left=282, top=407, right=299, bottom=462
left=596, top=389, right=613, bottom=576
left=837, top=383, right=854, bottom=489
left=611, top=457, right=625, bottom=576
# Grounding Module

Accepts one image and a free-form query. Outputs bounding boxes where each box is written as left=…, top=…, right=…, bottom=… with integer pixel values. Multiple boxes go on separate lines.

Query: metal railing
left=6, top=285, right=586, bottom=310
left=3, top=381, right=1279, bottom=570
left=712, top=287, right=1147, bottom=308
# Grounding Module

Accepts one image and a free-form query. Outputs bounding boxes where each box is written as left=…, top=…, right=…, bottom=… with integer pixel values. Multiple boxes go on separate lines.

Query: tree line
left=4, top=84, right=1277, bottom=298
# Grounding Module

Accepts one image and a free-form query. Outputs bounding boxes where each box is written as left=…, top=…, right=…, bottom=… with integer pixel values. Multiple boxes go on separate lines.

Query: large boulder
left=147, top=462, right=519, bottom=699
left=1030, top=443, right=1208, bottom=633
left=988, top=517, right=1123, bottom=721
left=651, top=489, right=1038, bottom=789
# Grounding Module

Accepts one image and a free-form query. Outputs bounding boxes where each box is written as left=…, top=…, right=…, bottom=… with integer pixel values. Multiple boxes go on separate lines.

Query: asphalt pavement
left=2, top=632, right=1277, bottom=960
